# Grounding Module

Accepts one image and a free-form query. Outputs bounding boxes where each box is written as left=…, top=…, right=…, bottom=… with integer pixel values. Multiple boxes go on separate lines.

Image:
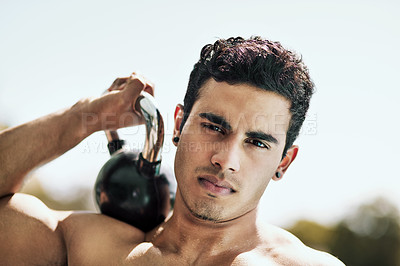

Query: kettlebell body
left=94, top=92, right=176, bottom=232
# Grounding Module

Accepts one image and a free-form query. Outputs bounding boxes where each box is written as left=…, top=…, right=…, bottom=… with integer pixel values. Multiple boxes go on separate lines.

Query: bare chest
left=64, top=221, right=285, bottom=266
left=69, top=241, right=277, bottom=266
left=124, top=243, right=278, bottom=266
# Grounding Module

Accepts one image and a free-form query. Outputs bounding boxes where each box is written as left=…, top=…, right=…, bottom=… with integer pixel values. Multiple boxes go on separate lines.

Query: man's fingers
left=124, top=73, right=155, bottom=97
left=108, top=73, right=155, bottom=97
left=98, top=73, right=155, bottom=129
left=144, top=85, right=154, bottom=96
left=129, top=73, right=155, bottom=96
left=108, top=77, right=129, bottom=91
left=137, top=74, right=155, bottom=96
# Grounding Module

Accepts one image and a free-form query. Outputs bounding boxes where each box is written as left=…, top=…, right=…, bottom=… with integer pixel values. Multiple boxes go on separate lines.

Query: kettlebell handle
left=104, top=91, right=164, bottom=163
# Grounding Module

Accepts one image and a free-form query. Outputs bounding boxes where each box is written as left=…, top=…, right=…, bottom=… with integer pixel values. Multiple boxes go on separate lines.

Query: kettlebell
left=94, top=91, right=176, bottom=232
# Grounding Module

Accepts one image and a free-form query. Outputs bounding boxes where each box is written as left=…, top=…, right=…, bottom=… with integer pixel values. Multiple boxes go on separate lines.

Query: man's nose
left=210, top=139, right=241, bottom=173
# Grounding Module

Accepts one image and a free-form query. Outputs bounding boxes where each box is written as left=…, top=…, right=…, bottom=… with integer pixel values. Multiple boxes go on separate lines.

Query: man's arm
left=0, top=73, right=153, bottom=264
left=0, top=101, right=88, bottom=196
left=0, top=74, right=152, bottom=197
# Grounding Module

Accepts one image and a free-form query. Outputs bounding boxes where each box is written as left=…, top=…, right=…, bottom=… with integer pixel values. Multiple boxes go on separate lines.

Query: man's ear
left=272, top=145, right=299, bottom=181
left=172, top=104, right=184, bottom=146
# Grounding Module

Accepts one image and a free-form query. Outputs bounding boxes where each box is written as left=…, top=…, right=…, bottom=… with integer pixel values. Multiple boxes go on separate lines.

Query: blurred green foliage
left=288, top=198, right=400, bottom=266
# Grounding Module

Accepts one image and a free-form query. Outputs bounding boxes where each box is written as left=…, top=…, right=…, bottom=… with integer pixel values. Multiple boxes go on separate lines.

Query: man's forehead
left=194, top=80, right=291, bottom=134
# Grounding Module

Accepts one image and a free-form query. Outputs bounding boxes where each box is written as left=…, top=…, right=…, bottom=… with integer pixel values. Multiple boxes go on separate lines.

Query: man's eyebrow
left=199, top=112, right=232, bottom=131
left=246, top=131, right=279, bottom=145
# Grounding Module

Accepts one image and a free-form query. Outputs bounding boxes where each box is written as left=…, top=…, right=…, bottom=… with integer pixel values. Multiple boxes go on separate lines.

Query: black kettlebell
left=94, top=92, right=176, bottom=232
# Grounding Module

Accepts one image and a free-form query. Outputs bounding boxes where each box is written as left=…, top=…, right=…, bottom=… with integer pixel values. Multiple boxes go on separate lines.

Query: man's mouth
left=198, top=176, right=236, bottom=196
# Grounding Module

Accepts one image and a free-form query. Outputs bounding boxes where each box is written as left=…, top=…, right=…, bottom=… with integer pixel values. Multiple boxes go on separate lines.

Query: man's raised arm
left=0, top=100, right=91, bottom=196
left=0, top=74, right=153, bottom=264
left=0, top=74, right=153, bottom=197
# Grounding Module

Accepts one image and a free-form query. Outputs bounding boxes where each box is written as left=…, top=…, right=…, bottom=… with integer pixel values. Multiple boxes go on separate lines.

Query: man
left=0, top=37, right=344, bottom=265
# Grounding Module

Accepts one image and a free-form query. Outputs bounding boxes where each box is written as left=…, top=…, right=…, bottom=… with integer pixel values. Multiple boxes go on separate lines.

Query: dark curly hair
left=181, top=36, right=314, bottom=157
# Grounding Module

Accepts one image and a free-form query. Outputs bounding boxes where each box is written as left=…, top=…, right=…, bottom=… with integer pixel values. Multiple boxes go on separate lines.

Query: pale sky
left=1, top=0, right=399, bottom=227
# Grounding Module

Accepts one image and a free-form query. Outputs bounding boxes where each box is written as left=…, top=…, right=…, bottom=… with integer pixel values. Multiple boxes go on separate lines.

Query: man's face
left=174, top=79, right=292, bottom=222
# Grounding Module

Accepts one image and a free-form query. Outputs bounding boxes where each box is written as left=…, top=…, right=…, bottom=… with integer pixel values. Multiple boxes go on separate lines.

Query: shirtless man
left=0, top=37, right=344, bottom=265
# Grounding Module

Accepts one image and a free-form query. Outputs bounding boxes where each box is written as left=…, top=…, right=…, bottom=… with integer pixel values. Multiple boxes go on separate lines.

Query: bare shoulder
left=255, top=223, right=345, bottom=266
left=0, top=193, right=69, bottom=265
left=61, top=210, right=145, bottom=245
left=0, top=193, right=147, bottom=265
left=60, top=207, right=146, bottom=264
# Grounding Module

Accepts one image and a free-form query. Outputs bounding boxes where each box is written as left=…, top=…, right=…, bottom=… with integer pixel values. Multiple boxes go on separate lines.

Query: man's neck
left=145, top=197, right=260, bottom=260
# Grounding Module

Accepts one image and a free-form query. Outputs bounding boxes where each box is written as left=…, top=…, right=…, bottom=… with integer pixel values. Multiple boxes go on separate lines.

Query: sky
left=0, top=0, right=399, bottom=227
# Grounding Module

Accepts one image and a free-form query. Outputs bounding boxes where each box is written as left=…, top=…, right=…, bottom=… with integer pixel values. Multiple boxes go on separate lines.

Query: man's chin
left=188, top=201, right=224, bottom=222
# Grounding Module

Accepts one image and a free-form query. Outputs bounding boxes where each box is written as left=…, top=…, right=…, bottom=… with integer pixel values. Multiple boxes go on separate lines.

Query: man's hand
left=81, top=73, right=155, bottom=134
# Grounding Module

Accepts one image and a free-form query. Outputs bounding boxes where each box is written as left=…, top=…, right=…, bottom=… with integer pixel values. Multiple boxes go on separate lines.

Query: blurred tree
left=330, top=197, right=400, bottom=266
left=288, top=197, right=400, bottom=265
left=288, top=220, right=333, bottom=252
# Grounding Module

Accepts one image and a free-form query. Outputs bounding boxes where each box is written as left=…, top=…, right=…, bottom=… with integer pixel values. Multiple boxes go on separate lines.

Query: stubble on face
left=178, top=183, right=225, bottom=222
left=191, top=200, right=222, bottom=222
left=178, top=165, right=233, bottom=222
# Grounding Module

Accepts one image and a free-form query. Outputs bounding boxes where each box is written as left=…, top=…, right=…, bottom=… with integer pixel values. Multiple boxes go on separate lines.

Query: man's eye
left=246, top=139, right=269, bottom=149
left=201, top=123, right=225, bottom=134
